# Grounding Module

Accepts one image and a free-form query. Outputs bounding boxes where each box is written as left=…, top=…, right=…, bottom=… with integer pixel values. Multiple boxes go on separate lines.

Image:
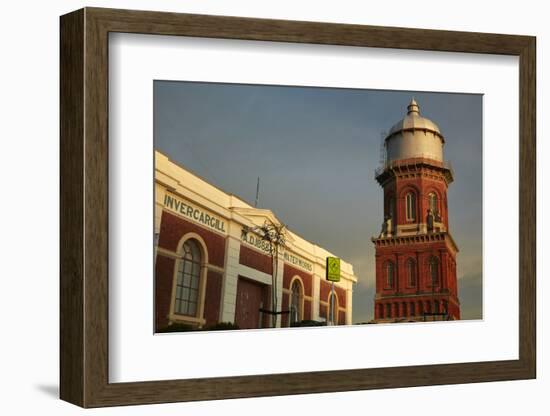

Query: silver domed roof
left=386, top=99, right=444, bottom=142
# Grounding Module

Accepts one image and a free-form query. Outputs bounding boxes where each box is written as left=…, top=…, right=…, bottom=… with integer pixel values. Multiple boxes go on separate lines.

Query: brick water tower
left=372, top=99, right=460, bottom=322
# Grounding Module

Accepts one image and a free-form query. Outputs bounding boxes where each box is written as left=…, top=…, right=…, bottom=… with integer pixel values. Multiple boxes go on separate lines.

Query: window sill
left=168, top=313, right=206, bottom=326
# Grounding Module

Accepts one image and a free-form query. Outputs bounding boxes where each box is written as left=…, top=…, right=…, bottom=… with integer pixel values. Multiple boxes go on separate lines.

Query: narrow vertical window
left=429, top=256, right=439, bottom=286
left=428, top=192, right=438, bottom=214
left=406, top=192, right=416, bottom=221
left=389, top=196, right=396, bottom=220
left=386, top=261, right=395, bottom=288
left=174, top=239, right=202, bottom=317
left=406, top=258, right=416, bottom=286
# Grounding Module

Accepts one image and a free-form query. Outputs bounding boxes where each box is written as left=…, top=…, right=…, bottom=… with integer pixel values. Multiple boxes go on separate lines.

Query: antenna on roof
left=254, top=177, right=260, bottom=208
left=379, top=131, right=387, bottom=166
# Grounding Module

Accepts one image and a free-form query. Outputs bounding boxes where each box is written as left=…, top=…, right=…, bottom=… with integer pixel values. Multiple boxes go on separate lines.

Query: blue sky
left=154, top=81, right=483, bottom=323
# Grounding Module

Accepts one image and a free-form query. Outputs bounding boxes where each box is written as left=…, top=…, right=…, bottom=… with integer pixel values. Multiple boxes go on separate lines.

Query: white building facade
left=154, top=151, right=358, bottom=331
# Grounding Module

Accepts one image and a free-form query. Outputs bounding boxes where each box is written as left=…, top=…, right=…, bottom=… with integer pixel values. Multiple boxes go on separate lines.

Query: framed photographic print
left=60, top=7, right=536, bottom=408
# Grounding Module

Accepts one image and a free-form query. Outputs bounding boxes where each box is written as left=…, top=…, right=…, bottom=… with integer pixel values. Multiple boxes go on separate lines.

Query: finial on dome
left=407, top=98, right=420, bottom=115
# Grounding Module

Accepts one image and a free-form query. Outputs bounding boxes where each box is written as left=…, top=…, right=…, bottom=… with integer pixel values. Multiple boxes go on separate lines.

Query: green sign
left=326, top=257, right=341, bottom=282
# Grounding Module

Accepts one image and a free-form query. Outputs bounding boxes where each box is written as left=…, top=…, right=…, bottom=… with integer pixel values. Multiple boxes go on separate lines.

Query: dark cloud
left=458, top=273, right=483, bottom=320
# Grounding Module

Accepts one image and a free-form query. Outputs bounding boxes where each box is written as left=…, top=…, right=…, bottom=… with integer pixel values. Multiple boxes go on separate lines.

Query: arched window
left=429, top=256, right=440, bottom=286
left=174, top=239, right=202, bottom=317
left=386, top=261, right=395, bottom=288
left=406, top=192, right=416, bottom=221
left=328, top=292, right=338, bottom=325
left=406, top=258, right=416, bottom=286
left=385, top=303, right=391, bottom=319
left=402, top=302, right=407, bottom=317
left=289, top=279, right=303, bottom=326
left=428, top=192, right=438, bottom=214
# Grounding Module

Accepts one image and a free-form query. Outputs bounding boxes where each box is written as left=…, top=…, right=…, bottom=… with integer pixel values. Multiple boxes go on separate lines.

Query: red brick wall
left=387, top=166, right=449, bottom=229
left=204, top=270, right=222, bottom=326
left=156, top=211, right=227, bottom=329
left=281, top=292, right=289, bottom=327
left=318, top=303, right=344, bottom=324
left=259, top=286, right=271, bottom=328
left=304, top=299, right=312, bottom=321
left=338, top=310, right=346, bottom=325
left=282, top=293, right=313, bottom=326
left=320, top=280, right=330, bottom=302
left=375, top=240, right=458, bottom=298
left=155, top=255, right=175, bottom=331
left=283, top=263, right=312, bottom=296
left=320, top=279, right=346, bottom=308
left=375, top=294, right=460, bottom=320
left=239, top=245, right=272, bottom=274
left=158, top=211, right=226, bottom=268
left=319, top=303, right=327, bottom=320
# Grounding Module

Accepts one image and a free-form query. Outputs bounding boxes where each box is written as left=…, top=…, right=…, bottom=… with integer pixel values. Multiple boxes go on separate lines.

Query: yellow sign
left=326, top=257, right=341, bottom=282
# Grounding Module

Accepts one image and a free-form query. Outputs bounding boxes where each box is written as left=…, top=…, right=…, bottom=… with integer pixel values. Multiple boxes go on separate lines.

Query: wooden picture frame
left=60, top=7, right=536, bottom=408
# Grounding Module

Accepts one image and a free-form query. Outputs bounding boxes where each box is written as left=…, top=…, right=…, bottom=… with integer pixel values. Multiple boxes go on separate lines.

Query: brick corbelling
left=283, top=263, right=313, bottom=296
left=376, top=158, right=454, bottom=187
left=373, top=232, right=458, bottom=255
left=374, top=240, right=453, bottom=256
left=239, top=245, right=272, bottom=274
left=158, top=211, right=226, bottom=268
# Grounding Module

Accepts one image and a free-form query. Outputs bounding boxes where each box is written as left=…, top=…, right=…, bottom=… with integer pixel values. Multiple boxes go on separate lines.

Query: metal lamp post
left=242, top=220, right=286, bottom=328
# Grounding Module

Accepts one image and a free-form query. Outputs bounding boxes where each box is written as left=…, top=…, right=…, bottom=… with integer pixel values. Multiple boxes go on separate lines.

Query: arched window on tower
left=406, top=192, right=416, bottom=221
left=429, top=256, right=440, bottom=286
left=385, top=261, right=395, bottom=288
left=406, top=258, right=417, bottom=286
left=428, top=192, right=438, bottom=215
left=289, top=279, right=303, bottom=327
left=174, top=239, right=202, bottom=317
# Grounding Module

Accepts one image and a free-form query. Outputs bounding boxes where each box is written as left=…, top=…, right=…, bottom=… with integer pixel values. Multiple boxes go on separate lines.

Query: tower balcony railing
left=375, top=154, right=454, bottom=178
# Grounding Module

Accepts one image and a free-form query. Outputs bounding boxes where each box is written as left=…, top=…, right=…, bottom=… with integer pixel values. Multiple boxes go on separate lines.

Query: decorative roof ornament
left=386, top=98, right=443, bottom=140
left=407, top=98, right=420, bottom=115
